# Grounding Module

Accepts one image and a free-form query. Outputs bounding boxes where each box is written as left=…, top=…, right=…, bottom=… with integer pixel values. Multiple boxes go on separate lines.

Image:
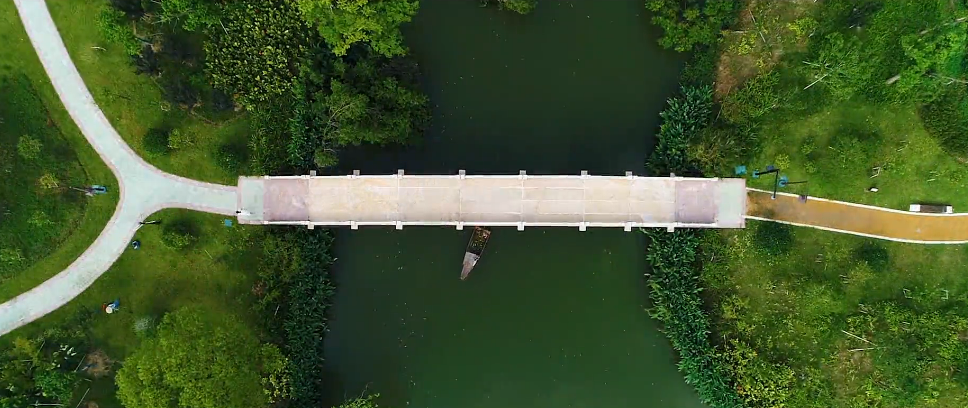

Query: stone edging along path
left=3, top=0, right=967, bottom=338
left=0, top=0, right=238, bottom=337
left=747, top=188, right=968, bottom=244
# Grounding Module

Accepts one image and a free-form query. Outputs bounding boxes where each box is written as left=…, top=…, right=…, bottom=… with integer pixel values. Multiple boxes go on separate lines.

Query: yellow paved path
left=747, top=189, right=968, bottom=244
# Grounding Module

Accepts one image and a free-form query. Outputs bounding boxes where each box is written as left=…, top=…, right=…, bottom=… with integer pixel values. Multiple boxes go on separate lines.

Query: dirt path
left=747, top=189, right=968, bottom=244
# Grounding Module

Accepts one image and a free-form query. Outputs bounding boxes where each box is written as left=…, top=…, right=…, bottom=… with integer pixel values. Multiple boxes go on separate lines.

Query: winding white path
left=0, top=0, right=238, bottom=336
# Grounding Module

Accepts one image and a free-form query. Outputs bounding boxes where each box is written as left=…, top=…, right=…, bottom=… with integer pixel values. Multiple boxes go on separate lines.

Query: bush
left=215, top=143, right=247, bottom=173
left=143, top=127, right=171, bottom=156
left=721, top=71, right=781, bottom=125
left=919, top=86, right=968, bottom=157
left=643, top=230, right=744, bottom=408
left=166, top=129, right=195, bottom=150
left=646, top=0, right=738, bottom=52
left=852, top=241, right=890, bottom=273
left=753, top=221, right=793, bottom=256
left=649, top=86, right=714, bottom=175
left=95, top=7, right=142, bottom=56
left=497, top=0, right=537, bottom=14
left=17, top=135, right=42, bottom=159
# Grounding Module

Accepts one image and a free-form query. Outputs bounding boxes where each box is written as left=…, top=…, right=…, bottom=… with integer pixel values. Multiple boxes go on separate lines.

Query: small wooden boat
left=460, top=227, right=491, bottom=280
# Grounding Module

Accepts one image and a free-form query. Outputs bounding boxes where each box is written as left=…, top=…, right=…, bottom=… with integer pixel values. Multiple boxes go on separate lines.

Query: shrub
left=919, top=87, right=968, bottom=158
left=215, top=143, right=247, bottom=173
left=143, top=128, right=171, bottom=157
left=38, top=173, right=60, bottom=189
left=646, top=0, right=738, bottom=52
left=497, top=0, right=537, bottom=14
left=95, top=7, right=142, bottom=56
left=643, top=229, right=744, bottom=408
left=166, top=129, right=195, bottom=150
left=753, top=221, right=793, bottom=256
left=852, top=241, right=890, bottom=273
left=649, top=86, right=714, bottom=175
left=721, top=71, right=780, bottom=125
left=17, top=135, right=42, bottom=159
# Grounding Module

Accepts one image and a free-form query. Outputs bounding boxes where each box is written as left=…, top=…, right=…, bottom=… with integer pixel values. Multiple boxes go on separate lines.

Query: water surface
left=326, top=1, right=699, bottom=407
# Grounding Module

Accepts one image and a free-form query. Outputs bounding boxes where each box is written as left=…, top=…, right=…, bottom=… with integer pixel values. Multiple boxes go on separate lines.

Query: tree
left=16, top=135, right=41, bottom=160
left=297, top=0, right=419, bottom=57
left=645, top=0, right=736, bottom=52
left=157, top=0, right=221, bottom=30
left=115, top=308, right=268, bottom=408
left=205, top=0, right=312, bottom=109
left=96, top=6, right=142, bottom=56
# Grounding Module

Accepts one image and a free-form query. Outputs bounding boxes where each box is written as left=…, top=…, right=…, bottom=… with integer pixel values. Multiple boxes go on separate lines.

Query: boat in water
left=460, top=227, right=491, bottom=280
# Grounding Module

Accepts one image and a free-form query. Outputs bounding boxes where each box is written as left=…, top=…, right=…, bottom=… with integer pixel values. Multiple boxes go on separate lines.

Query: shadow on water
left=325, top=1, right=703, bottom=407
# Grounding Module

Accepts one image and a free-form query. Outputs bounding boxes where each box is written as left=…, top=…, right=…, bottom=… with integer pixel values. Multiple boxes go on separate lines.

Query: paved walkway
left=0, top=0, right=238, bottom=336
left=747, top=189, right=968, bottom=244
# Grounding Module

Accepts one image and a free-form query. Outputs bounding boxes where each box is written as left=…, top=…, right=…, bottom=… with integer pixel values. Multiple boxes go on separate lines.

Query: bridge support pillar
left=517, top=222, right=524, bottom=231
left=519, top=170, right=527, bottom=179
left=307, top=223, right=315, bottom=230
left=395, top=221, right=403, bottom=230
left=666, top=226, right=675, bottom=232
left=351, top=221, right=358, bottom=230
left=579, top=222, right=587, bottom=232
left=624, top=222, right=633, bottom=232
left=456, top=222, right=464, bottom=230
left=459, top=169, right=466, bottom=179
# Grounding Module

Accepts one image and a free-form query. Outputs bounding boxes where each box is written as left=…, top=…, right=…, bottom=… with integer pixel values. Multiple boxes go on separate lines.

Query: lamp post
left=753, top=168, right=781, bottom=199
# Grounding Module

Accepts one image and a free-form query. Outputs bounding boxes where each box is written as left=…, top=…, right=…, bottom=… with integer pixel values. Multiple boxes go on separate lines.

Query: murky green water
left=325, top=1, right=702, bottom=407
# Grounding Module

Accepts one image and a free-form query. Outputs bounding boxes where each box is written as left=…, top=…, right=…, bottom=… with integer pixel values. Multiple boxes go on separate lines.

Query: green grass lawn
left=745, top=101, right=968, bottom=211
left=46, top=0, right=251, bottom=186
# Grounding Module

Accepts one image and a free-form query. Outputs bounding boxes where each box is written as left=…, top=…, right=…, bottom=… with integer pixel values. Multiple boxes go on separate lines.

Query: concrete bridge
left=237, top=171, right=748, bottom=230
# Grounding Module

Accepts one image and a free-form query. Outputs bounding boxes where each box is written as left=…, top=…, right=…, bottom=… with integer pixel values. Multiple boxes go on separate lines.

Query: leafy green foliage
left=143, top=127, right=172, bottom=157
left=115, top=308, right=268, bottom=408
left=851, top=241, right=889, bottom=272
left=919, top=86, right=968, bottom=157
left=96, top=6, right=142, bottom=56
left=16, top=135, right=41, bottom=160
left=643, top=230, right=743, bottom=408
left=205, top=0, right=312, bottom=109
left=721, top=71, right=781, bottom=124
left=166, top=129, right=195, bottom=150
left=724, top=340, right=795, bottom=408
left=645, top=0, right=737, bottom=52
left=753, top=221, right=793, bottom=256
left=337, top=394, right=383, bottom=408
left=157, top=0, right=220, bottom=30
left=648, top=85, right=713, bottom=175
left=281, top=230, right=336, bottom=407
left=297, top=0, right=419, bottom=57
left=0, top=331, right=83, bottom=406
left=496, top=0, right=537, bottom=14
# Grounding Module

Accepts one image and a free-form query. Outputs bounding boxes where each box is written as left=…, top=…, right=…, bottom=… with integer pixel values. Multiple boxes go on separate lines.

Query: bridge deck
left=237, top=174, right=746, bottom=229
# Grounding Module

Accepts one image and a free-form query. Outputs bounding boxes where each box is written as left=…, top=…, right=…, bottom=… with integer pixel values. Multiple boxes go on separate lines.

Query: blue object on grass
left=131, top=240, right=140, bottom=250
left=766, top=164, right=776, bottom=171
left=734, top=165, right=747, bottom=175
left=779, top=175, right=789, bottom=187
left=224, top=219, right=234, bottom=227
left=91, top=185, right=108, bottom=194
left=752, top=170, right=760, bottom=179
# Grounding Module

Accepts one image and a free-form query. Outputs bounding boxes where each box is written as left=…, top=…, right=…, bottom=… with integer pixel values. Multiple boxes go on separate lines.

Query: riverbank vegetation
left=646, top=0, right=968, bottom=407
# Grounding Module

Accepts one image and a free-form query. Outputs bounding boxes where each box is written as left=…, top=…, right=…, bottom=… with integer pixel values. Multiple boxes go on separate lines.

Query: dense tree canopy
left=115, top=308, right=268, bottom=408
left=645, top=0, right=737, bottom=52
left=0, top=330, right=82, bottom=408
left=205, top=0, right=312, bottom=109
left=297, top=0, right=419, bottom=57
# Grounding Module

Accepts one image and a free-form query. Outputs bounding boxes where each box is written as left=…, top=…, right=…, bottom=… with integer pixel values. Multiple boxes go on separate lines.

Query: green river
left=326, top=1, right=703, bottom=407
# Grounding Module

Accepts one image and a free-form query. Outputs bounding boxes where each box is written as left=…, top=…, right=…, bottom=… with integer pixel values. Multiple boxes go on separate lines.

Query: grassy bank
left=644, top=0, right=968, bottom=407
